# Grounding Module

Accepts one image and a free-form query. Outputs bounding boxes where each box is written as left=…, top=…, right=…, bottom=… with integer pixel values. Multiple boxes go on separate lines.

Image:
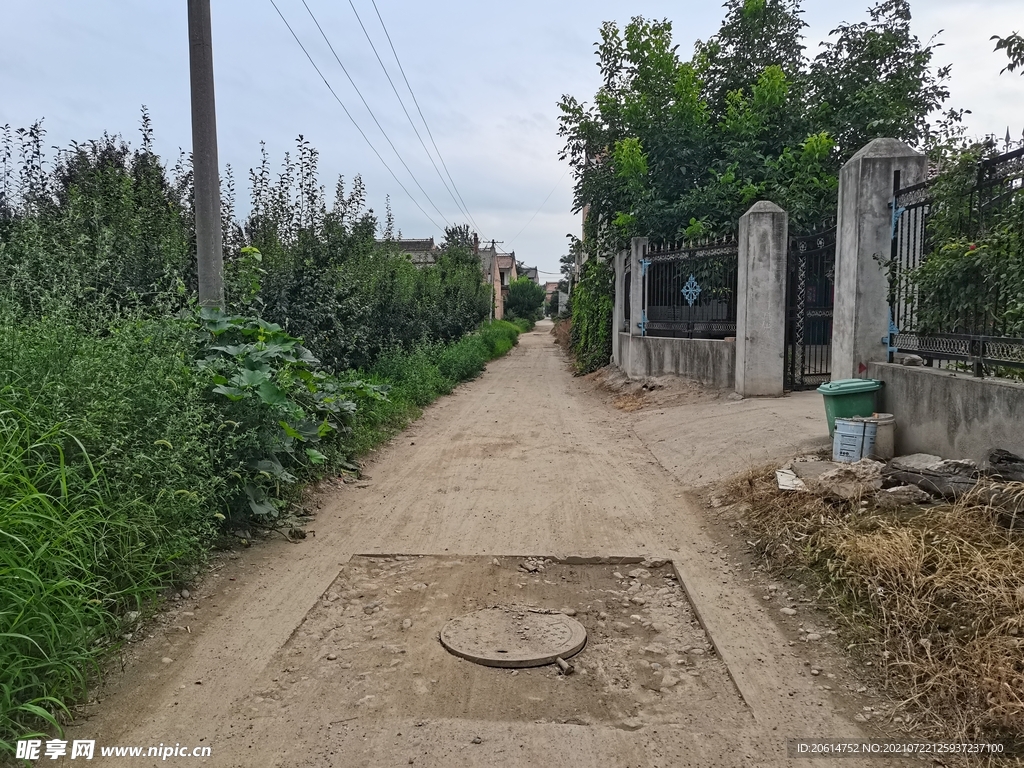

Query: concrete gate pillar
left=628, top=237, right=647, bottom=338
left=736, top=201, right=788, bottom=397
left=832, top=138, right=927, bottom=380
left=612, top=249, right=626, bottom=366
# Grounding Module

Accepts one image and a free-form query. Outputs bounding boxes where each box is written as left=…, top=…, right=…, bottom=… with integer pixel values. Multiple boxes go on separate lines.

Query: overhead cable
left=268, top=0, right=445, bottom=231
left=508, top=166, right=569, bottom=246
left=347, top=0, right=479, bottom=233
left=298, top=0, right=453, bottom=227
left=369, top=0, right=482, bottom=234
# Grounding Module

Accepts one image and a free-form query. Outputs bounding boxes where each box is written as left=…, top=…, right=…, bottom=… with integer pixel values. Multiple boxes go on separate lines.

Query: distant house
left=544, top=281, right=559, bottom=314
left=375, top=237, right=439, bottom=266
left=519, top=265, right=539, bottom=284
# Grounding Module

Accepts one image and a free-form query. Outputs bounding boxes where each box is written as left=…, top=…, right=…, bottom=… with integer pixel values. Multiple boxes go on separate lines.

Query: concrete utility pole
left=188, top=0, right=224, bottom=308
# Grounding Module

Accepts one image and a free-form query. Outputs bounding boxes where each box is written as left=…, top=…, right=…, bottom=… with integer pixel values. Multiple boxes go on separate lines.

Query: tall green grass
left=342, top=320, right=521, bottom=455
left=0, top=405, right=175, bottom=746
left=0, top=316, right=519, bottom=753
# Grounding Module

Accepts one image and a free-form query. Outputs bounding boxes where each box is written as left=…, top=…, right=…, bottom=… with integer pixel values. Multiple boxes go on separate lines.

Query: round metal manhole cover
left=440, top=606, right=587, bottom=668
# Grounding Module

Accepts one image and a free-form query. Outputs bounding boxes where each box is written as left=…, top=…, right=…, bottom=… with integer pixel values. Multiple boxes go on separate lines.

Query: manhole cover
left=440, top=606, right=587, bottom=668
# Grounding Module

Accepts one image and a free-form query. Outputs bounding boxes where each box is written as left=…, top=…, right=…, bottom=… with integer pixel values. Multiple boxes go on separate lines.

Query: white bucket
left=833, top=418, right=877, bottom=463
left=867, top=413, right=896, bottom=461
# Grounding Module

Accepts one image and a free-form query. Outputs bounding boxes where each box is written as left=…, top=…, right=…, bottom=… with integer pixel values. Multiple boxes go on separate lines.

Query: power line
left=508, top=166, right=569, bottom=246
left=268, top=0, right=445, bottom=231
left=297, top=0, right=453, bottom=228
left=369, top=0, right=482, bottom=235
left=346, top=0, right=479, bottom=232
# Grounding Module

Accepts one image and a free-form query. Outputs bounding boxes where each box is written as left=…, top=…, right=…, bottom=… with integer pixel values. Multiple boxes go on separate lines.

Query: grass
left=344, top=320, right=521, bottom=456
left=726, top=467, right=1024, bottom=750
left=0, top=407, right=176, bottom=748
left=0, top=315, right=521, bottom=755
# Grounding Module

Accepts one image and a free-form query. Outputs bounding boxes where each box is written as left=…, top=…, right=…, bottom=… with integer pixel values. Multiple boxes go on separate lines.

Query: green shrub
left=569, top=259, right=614, bottom=374
left=512, top=317, right=535, bottom=333
left=0, top=397, right=199, bottom=751
left=477, top=320, right=520, bottom=358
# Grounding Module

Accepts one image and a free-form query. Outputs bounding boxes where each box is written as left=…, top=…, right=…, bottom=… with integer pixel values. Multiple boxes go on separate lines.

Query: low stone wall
left=618, top=333, right=735, bottom=389
left=868, top=362, right=1024, bottom=466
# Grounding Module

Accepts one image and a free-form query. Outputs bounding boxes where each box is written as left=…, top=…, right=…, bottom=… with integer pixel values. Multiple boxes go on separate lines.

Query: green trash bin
left=816, top=379, right=883, bottom=437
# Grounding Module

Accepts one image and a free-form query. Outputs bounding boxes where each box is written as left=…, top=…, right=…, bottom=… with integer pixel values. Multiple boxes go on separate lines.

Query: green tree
left=992, top=32, right=1024, bottom=75
left=504, top=276, right=545, bottom=321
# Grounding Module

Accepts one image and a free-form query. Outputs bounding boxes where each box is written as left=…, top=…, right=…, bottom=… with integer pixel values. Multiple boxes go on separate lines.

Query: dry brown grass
left=728, top=468, right=1024, bottom=750
left=613, top=392, right=647, bottom=412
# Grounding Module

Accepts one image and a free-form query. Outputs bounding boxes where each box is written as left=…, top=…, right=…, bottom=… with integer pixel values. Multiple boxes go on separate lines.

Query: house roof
left=395, top=238, right=435, bottom=252
left=497, top=254, right=515, bottom=270
left=544, top=281, right=559, bottom=292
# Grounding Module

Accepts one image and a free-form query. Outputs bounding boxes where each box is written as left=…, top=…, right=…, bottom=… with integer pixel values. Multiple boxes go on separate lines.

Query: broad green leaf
left=258, top=381, right=289, bottom=406
left=212, top=385, right=246, bottom=401
left=305, top=448, right=327, bottom=464
left=233, top=369, right=271, bottom=388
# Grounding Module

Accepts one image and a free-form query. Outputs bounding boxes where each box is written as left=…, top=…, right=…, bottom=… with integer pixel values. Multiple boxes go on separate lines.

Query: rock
left=402, top=619, right=413, bottom=630
left=900, top=354, right=924, bottom=366
left=491, top=558, right=500, bottom=566
left=814, top=459, right=884, bottom=500
left=810, top=669, right=820, bottom=676
left=990, top=449, right=1024, bottom=482
left=628, top=569, right=650, bottom=579
left=363, top=601, right=381, bottom=614
left=125, top=611, right=141, bottom=624
left=180, top=589, right=190, bottom=599
left=875, top=485, right=932, bottom=509
left=612, top=572, right=624, bottom=580
left=660, top=672, right=680, bottom=689
left=884, top=454, right=979, bottom=499
left=689, top=648, right=705, bottom=656
left=326, top=653, right=338, bottom=661
left=470, top=736, right=482, bottom=745
left=560, top=608, right=577, bottom=617
left=805, top=633, right=822, bottom=642
left=325, top=591, right=340, bottom=602
left=780, top=607, right=797, bottom=616
left=630, top=596, right=647, bottom=606
left=161, top=657, right=174, bottom=664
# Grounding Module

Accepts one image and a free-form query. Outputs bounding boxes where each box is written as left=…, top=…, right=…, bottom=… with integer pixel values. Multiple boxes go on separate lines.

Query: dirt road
left=70, top=323, right=886, bottom=767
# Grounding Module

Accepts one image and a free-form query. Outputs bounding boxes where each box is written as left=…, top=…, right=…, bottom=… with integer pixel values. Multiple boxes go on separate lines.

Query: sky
left=3, top=1, right=1024, bottom=282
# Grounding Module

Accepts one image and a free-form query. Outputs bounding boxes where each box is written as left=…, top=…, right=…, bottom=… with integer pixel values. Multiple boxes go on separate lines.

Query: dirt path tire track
left=69, top=323, right=886, bottom=767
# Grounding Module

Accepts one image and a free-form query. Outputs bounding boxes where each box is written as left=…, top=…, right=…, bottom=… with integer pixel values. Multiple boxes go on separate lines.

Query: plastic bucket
left=866, top=413, right=896, bottom=461
left=817, top=379, right=883, bottom=437
left=833, top=418, right=877, bottom=463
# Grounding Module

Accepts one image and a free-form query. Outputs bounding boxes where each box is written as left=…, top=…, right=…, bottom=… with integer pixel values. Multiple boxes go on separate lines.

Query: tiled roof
left=497, top=255, right=515, bottom=269
left=395, top=238, right=435, bottom=252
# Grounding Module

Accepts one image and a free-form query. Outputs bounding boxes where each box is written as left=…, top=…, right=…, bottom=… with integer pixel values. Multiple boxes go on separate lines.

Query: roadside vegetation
left=557, top=0, right=956, bottom=372
left=0, top=119, right=517, bottom=753
left=726, top=469, right=1024, bottom=750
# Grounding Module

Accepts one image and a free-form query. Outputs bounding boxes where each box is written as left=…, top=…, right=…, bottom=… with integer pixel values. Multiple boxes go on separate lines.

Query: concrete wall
left=620, top=333, right=735, bottom=389
left=868, top=362, right=1024, bottom=466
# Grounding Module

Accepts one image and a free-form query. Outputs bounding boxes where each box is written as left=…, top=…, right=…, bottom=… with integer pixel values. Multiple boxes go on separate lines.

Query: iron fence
left=785, top=225, right=836, bottom=390
left=639, top=238, right=739, bottom=338
left=889, top=141, right=1024, bottom=376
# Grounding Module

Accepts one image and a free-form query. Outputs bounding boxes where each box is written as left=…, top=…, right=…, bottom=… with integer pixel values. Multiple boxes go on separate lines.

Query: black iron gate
left=785, top=226, right=836, bottom=390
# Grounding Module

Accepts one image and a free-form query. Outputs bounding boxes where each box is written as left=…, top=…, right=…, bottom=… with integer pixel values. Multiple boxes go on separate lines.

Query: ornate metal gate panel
left=785, top=226, right=836, bottom=390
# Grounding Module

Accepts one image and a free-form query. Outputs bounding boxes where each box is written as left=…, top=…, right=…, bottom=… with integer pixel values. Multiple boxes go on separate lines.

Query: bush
left=504, top=276, right=546, bottom=322
left=569, top=259, right=614, bottom=374
left=512, top=317, right=535, bottom=333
